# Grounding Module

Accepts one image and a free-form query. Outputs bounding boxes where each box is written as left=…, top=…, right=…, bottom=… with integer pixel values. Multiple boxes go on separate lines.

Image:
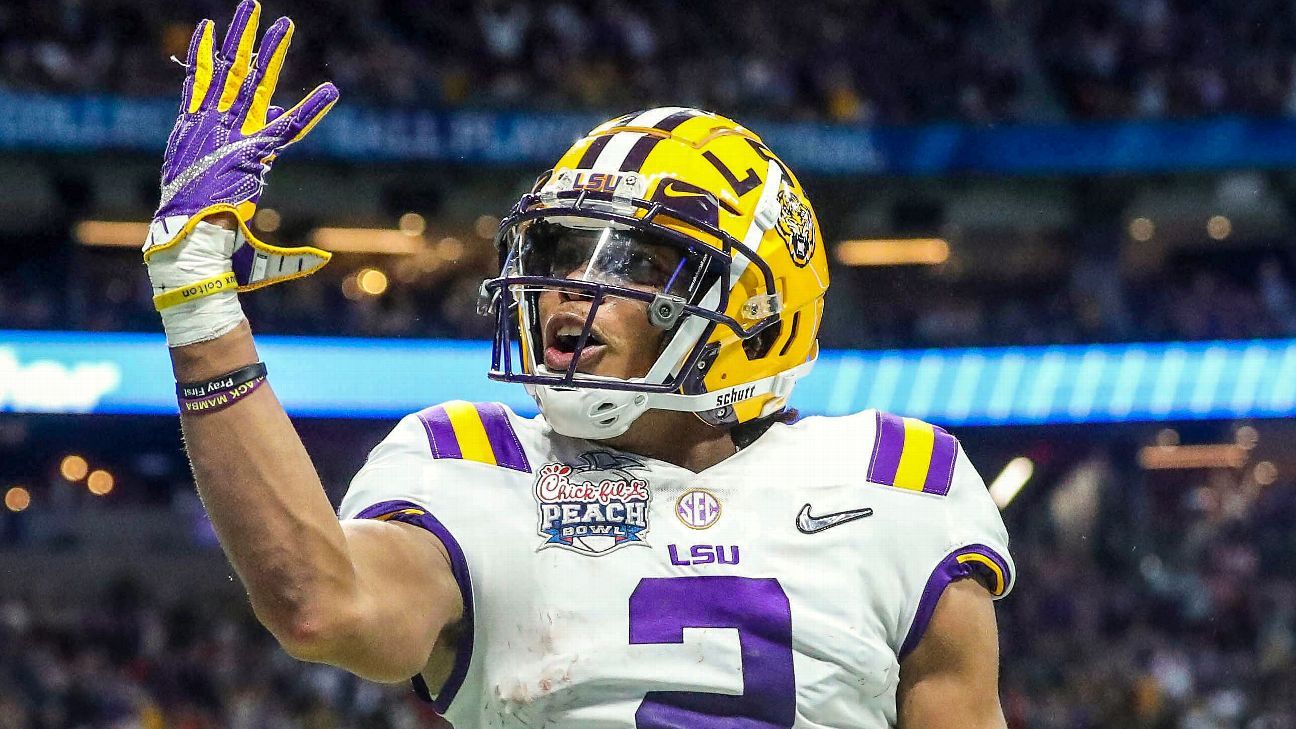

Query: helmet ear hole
left=742, top=319, right=782, bottom=360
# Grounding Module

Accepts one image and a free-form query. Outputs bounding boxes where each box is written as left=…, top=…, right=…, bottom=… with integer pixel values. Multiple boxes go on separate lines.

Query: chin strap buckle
left=477, top=280, right=497, bottom=317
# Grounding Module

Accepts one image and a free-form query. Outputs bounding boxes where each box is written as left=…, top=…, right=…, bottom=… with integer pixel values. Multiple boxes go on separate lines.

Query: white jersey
left=339, top=401, right=1014, bottom=729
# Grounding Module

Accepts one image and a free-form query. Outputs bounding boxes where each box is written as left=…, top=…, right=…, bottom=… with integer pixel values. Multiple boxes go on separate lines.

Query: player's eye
left=548, top=237, right=595, bottom=278
left=619, top=248, right=680, bottom=288
left=519, top=222, right=695, bottom=293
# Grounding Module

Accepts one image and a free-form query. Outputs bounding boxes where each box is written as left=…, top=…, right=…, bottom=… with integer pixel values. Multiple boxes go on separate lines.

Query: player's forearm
left=171, top=323, right=362, bottom=650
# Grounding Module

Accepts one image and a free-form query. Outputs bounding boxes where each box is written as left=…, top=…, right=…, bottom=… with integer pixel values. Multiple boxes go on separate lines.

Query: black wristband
left=177, top=362, right=268, bottom=400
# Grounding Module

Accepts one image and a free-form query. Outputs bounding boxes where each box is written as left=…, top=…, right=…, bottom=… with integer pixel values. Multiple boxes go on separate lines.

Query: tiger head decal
left=775, top=185, right=815, bottom=267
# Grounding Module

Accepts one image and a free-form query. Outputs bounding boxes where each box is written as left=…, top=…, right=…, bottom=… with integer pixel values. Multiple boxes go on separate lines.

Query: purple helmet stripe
left=416, top=404, right=462, bottom=460
left=653, top=109, right=700, bottom=132
left=473, top=402, right=532, bottom=472
left=575, top=134, right=612, bottom=169
left=867, top=411, right=906, bottom=486
left=922, top=426, right=959, bottom=496
left=619, top=133, right=662, bottom=172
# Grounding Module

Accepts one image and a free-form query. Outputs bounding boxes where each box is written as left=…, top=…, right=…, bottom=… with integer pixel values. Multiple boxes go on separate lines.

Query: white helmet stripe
left=591, top=131, right=646, bottom=172
left=589, top=108, right=696, bottom=172
left=627, top=106, right=694, bottom=127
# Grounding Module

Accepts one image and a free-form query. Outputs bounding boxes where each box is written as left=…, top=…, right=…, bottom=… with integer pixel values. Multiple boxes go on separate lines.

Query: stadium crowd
left=4, top=0, right=1296, bottom=124
left=0, top=449, right=1292, bottom=729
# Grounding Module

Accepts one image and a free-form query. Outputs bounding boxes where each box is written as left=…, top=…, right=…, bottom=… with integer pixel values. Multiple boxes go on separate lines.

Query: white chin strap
left=531, top=357, right=815, bottom=440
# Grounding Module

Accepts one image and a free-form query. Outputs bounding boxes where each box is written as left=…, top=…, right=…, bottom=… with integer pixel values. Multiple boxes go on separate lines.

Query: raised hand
left=145, top=0, right=338, bottom=293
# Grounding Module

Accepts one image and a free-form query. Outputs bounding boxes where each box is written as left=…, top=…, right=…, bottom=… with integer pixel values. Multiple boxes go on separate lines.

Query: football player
left=144, top=3, right=1015, bottom=727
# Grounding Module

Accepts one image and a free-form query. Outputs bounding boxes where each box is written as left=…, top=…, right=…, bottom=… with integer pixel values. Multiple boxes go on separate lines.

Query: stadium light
left=438, top=237, right=465, bottom=260
left=86, top=469, right=114, bottom=496
left=4, top=486, right=31, bottom=512
left=835, top=238, right=950, bottom=266
left=398, top=213, right=426, bottom=236
left=1128, top=217, right=1155, bottom=242
left=475, top=215, right=500, bottom=240
left=988, top=456, right=1033, bottom=509
left=59, top=454, right=89, bottom=482
left=1207, top=215, right=1232, bottom=240
left=73, top=221, right=150, bottom=248
left=357, top=268, right=390, bottom=296
left=253, top=208, right=282, bottom=232
left=1234, top=425, right=1259, bottom=449
left=309, top=227, right=428, bottom=255
left=1253, top=461, right=1278, bottom=485
left=1138, top=444, right=1247, bottom=470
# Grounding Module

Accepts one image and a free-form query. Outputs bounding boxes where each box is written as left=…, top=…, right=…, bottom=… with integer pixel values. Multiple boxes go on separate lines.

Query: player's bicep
left=896, top=579, right=1007, bottom=729
left=336, top=518, right=464, bottom=683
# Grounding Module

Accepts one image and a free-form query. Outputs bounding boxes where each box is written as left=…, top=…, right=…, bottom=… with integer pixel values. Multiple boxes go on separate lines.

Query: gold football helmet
left=482, top=107, right=829, bottom=439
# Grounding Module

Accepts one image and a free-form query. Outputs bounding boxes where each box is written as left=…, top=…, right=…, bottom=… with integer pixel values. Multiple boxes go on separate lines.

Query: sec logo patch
left=676, top=489, right=721, bottom=529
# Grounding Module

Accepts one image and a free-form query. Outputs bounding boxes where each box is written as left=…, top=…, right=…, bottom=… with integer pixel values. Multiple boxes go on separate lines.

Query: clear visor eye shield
left=479, top=177, right=815, bottom=422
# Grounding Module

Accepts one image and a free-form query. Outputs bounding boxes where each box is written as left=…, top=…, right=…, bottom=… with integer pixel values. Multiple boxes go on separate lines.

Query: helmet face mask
left=480, top=108, right=828, bottom=439
left=485, top=189, right=781, bottom=395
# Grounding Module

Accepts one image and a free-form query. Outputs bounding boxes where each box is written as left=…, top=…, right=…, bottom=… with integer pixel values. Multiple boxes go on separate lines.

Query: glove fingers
left=266, top=105, right=286, bottom=123
left=184, top=20, right=216, bottom=114
left=217, top=0, right=262, bottom=113
left=235, top=16, right=293, bottom=135
left=219, top=0, right=261, bottom=60
left=263, top=82, right=339, bottom=147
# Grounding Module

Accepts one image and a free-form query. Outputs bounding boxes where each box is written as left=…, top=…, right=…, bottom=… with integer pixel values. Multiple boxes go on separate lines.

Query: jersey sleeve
left=339, top=400, right=532, bottom=520
left=864, top=411, right=1015, bottom=660
left=336, top=400, right=532, bottom=712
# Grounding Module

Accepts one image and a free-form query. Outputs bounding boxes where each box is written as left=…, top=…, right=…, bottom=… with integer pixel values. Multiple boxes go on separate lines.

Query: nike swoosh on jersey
left=796, top=503, right=874, bottom=534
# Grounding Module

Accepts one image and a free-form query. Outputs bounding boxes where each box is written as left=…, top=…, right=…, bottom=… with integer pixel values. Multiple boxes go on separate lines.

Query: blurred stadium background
left=2, top=1, right=1296, bottom=727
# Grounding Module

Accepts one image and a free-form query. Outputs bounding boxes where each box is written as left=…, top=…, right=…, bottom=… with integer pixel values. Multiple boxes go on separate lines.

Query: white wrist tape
left=146, top=221, right=247, bottom=347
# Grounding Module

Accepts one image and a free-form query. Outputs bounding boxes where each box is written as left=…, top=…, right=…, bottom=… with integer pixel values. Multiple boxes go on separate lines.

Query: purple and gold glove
left=145, top=1, right=338, bottom=346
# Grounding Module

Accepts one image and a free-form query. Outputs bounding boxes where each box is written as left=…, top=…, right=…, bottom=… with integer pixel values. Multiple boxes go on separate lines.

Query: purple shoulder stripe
left=923, top=426, right=958, bottom=496
left=868, top=411, right=906, bottom=485
left=899, top=544, right=1014, bottom=659
left=351, top=500, right=475, bottom=714
left=417, top=405, right=462, bottom=460
left=474, top=402, right=532, bottom=473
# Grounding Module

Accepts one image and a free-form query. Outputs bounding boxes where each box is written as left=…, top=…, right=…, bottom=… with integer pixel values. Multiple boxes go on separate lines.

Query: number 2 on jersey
left=628, top=576, right=795, bottom=728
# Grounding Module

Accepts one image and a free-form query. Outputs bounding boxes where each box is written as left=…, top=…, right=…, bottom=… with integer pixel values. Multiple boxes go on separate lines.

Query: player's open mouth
left=543, top=321, right=607, bottom=372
